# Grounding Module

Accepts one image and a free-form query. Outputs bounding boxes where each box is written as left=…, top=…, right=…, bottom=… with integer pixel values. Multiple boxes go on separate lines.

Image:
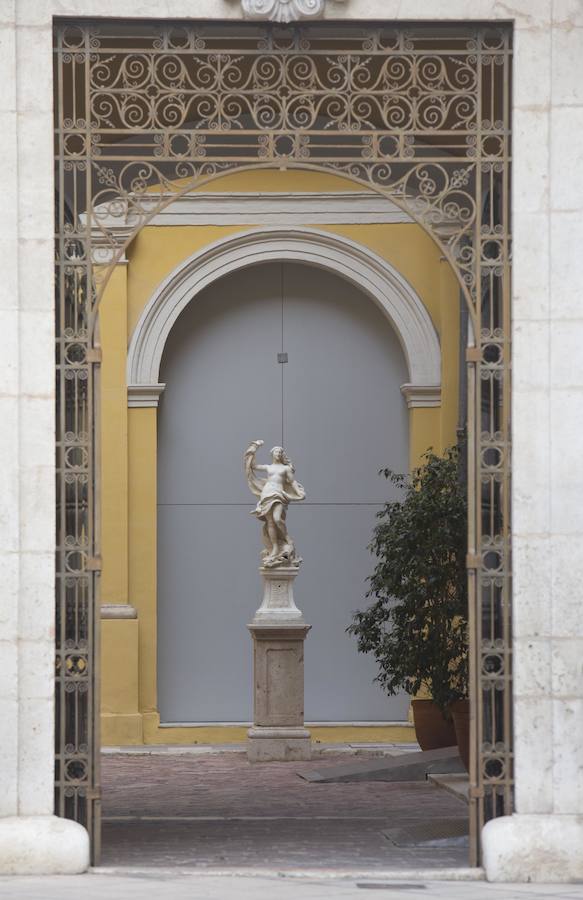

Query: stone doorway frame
left=5, top=1, right=580, bottom=883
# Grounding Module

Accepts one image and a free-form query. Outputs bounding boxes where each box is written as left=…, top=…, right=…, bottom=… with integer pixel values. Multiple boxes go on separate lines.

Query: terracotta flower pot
left=451, top=698, right=470, bottom=772
left=411, top=699, right=457, bottom=751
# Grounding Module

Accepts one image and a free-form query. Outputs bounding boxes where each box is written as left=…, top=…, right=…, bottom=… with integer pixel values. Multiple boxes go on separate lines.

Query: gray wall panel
left=157, top=505, right=257, bottom=722
left=282, top=264, right=409, bottom=503
left=158, top=264, right=282, bottom=506
left=157, top=261, right=410, bottom=723
left=295, top=504, right=410, bottom=722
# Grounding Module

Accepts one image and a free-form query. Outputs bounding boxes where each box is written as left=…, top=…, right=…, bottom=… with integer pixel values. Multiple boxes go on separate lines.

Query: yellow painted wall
left=99, top=168, right=461, bottom=745
left=179, top=169, right=366, bottom=194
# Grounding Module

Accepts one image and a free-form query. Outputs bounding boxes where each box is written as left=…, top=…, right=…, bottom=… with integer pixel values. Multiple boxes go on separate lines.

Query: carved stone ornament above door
left=241, top=0, right=342, bottom=22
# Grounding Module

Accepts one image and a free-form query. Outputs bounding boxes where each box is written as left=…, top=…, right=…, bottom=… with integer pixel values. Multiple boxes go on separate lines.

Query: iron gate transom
left=53, top=18, right=512, bottom=865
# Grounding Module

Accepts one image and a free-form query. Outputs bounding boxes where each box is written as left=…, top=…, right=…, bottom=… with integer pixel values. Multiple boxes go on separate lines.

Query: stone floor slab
left=1, top=873, right=583, bottom=899
left=102, top=819, right=467, bottom=870
left=100, top=751, right=470, bottom=871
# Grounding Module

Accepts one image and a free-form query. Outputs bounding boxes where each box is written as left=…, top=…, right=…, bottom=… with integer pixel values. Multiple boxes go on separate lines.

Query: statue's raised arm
left=243, top=440, right=306, bottom=568
left=244, top=439, right=266, bottom=497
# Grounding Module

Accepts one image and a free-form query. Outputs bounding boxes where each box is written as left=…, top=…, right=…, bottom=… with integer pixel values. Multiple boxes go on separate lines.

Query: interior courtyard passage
left=100, top=747, right=469, bottom=871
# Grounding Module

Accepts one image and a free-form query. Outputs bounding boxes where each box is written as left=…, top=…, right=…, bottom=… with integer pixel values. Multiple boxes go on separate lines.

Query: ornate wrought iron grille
left=53, top=19, right=512, bottom=865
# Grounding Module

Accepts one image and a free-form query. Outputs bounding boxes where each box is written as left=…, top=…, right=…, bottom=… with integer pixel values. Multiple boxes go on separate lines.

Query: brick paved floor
left=101, top=751, right=470, bottom=871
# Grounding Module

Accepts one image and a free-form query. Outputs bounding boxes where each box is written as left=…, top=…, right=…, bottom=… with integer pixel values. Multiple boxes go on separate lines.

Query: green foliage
left=348, top=441, right=468, bottom=715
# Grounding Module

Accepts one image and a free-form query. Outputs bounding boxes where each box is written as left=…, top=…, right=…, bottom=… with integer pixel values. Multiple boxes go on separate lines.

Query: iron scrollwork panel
left=54, top=20, right=512, bottom=864
left=54, top=249, right=99, bottom=847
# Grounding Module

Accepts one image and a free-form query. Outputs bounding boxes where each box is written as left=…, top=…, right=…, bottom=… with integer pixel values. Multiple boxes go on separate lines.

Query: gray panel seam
left=157, top=502, right=385, bottom=507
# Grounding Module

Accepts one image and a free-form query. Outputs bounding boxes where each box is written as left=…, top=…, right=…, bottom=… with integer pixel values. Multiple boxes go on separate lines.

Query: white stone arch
left=126, top=226, right=441, bottom=408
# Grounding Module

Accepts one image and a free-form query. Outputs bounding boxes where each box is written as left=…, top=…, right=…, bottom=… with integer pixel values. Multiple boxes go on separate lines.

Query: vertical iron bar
left=473, top=29, right=485, bottom=865
left=501, top=27, right=513, bottom=817
left=467, top=354, right=479, bottom=867
left=84, top=22, right=101, bottom=859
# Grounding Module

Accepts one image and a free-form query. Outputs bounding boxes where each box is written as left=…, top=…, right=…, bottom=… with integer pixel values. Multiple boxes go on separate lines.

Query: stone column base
left=482, top=814, right=583, bottom=882
left=248, top=726, right=311, bottom=762
left=0, top=815, right=89, bottom=874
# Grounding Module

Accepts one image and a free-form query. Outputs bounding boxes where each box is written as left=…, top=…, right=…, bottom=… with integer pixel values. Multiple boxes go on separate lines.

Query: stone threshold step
left=101, top=742, right=420, bottom=758
left=91, top=865, right=484, bottom=881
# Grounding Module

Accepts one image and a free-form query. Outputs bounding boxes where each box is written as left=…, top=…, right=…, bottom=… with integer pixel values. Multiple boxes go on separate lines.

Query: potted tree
left=348, top=442, right=469, bottom=762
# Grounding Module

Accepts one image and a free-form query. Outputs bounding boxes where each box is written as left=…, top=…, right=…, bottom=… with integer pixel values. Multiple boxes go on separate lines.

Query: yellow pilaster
left=100, top=265, right=129, bottom=605
left=101, top=618, right=142, bottom=744
left=128, top=406, right=158, bottom=715
left=409, top=407, right=442, bottom=470
left=99, top=265, right=143, bottom=743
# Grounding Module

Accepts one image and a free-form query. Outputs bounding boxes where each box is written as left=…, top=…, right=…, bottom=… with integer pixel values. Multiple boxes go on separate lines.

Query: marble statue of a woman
left=244, top=440, right=306, bottom=568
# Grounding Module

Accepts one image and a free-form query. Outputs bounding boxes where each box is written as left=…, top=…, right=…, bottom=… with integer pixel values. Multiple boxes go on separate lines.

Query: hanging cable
left=281, top=261, right=284, bottom=446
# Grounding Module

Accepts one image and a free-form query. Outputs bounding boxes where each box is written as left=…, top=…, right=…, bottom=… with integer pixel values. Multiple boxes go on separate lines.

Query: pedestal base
left=0, top=815, right=89, bottom=874
left=247, top=607, right=311, bottom=761
left=482, top=814, right=583, bottom=882
left=248, top=726, right=311, bottom=762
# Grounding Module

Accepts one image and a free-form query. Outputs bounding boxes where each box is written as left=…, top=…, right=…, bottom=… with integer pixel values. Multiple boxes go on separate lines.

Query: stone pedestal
left=247, top=567, right=311, bottom=762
